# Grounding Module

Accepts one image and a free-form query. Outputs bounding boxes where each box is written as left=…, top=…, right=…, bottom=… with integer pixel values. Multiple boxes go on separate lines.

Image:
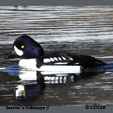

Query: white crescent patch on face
left=14, top=46, right=23, bottom=56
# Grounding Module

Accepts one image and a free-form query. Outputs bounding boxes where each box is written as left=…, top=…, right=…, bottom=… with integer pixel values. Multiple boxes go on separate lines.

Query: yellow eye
left=21, top=45, right=24, bottom=49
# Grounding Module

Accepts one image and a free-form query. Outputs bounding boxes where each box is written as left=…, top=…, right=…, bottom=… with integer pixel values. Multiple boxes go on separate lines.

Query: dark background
left=0, top=0, right=113, bottom=5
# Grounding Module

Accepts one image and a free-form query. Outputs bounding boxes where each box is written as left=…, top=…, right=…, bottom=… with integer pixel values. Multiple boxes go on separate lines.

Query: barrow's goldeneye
left=8, top=35, right=106, bottom=73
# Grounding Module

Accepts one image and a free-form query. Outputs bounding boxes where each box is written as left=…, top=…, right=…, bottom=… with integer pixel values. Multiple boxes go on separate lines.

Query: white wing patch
left=43, top=56, right=73, bottom=64
left=62, top=57, right=66, bottom=60
left=44, top=58, right=51, bottom=63
left=54, top=62, right=68, bottom=64
left=54, top=57, right=58, bottom=61
left=69, top=57, right=73, bottom=60
left=50, top=58, right=55, bottom=62
left=58, top=57, right=62, bottom=61
left=75, top=62, right=80, bottom=64
left=44, top=56, right=65, bottom=63
left=14, top=46, right=23, bottom=56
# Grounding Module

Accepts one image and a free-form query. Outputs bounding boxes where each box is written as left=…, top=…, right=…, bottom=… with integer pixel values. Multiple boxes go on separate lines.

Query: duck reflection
left=19, top=68, right=79, bottom=84
left=15, top=72, right=45, bottom=102
left=2, top=64, right=107, bottom=102
left=15, top=69, right=82, bottom=102
left=3, top=64, right=81, bottom=84
left=2, top=65, right=80, bottom=102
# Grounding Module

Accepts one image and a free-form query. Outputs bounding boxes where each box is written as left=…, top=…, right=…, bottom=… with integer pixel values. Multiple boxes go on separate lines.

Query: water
left=0, top=6, right=113, bottom=106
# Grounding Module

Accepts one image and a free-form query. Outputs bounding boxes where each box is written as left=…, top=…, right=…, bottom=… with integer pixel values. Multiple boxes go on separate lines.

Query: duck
left=8, top=34, right=106, bottom=74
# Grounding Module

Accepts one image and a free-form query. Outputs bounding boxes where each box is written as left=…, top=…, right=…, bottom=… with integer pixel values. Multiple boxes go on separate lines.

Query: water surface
left=0, top=6, right=113, bottom=106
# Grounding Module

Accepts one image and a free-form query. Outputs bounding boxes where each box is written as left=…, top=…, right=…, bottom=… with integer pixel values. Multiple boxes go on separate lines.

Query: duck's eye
left=21, top=45, right=24, bottom=49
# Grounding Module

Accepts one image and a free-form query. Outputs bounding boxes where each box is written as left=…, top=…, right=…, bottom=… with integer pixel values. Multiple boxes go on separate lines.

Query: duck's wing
left=42, top=52, right=106, bottom=68
left=42, top=52, right=74, bottom=65
left=72, top=55, right=106, bottom=68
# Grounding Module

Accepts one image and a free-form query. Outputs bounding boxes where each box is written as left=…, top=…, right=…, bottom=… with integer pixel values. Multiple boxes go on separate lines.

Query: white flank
left=54, top=62, right=68, bottom=64
left=19, top=59, right=82, bottom=74
left=39, top=65, right=82, bottom=74
left=14, top=46, right=23, bottom=56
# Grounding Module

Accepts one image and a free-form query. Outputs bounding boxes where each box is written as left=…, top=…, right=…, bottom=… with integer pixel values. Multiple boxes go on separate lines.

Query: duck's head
left=8, top=35, right=45, bottom=59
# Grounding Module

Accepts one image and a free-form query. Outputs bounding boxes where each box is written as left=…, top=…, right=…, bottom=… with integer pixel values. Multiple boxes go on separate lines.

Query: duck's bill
left=7, top=50, right=19, bottom=59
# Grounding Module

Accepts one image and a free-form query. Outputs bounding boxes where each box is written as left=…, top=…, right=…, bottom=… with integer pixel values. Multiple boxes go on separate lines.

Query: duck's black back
left=72, top=54, right=106, bottom=68
left=42, top=52, right=106, bottom=68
